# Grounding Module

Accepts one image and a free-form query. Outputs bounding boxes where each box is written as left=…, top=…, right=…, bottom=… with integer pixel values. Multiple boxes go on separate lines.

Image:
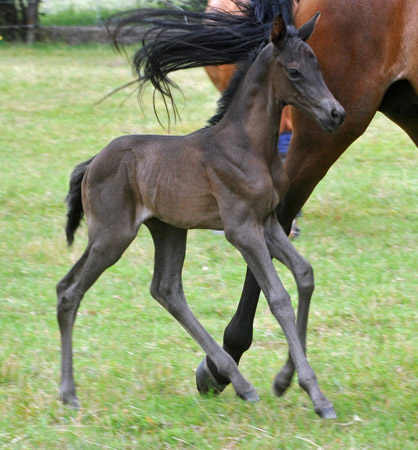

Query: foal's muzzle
left=319, top=101, right=346, bottom=132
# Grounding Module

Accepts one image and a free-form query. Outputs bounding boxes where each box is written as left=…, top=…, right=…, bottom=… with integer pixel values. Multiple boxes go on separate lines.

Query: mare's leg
left=146, top=219, right=259, bottom=401
left=263, top=214, right=314, bottom=396
left=224, top=219, right=335, bottom=418
left=388, top=114, right=418, bottom=146
left=379, top=79, right=418, bottom=147
left=196, top=268, right=261, bottom=394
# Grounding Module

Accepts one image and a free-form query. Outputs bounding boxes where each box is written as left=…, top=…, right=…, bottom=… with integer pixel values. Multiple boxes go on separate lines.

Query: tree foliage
left=0, top=0, right=39, bottom=41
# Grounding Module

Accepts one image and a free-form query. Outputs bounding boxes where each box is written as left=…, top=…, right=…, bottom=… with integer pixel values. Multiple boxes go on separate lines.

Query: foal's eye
left=287, top=69, right=301, bottom=79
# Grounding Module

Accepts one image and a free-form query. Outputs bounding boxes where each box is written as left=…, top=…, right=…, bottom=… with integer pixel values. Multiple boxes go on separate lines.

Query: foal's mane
left=111, top=0, right=297, bottom=124
left=206, top=46, right=261, bottom=127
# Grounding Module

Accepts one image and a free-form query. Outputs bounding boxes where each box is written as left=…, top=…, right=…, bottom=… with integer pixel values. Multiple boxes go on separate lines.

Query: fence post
left=26, top=0, right=39, bottom=44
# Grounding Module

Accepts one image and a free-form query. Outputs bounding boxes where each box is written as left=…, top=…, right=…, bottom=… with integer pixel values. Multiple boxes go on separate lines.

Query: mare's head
left=269, top=13, right=345, bottom=132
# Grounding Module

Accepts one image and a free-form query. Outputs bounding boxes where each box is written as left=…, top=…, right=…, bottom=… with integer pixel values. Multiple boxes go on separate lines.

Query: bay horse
left=113, top=0, right=418, bottom=404
left=57, top=13, right=345, bottom=419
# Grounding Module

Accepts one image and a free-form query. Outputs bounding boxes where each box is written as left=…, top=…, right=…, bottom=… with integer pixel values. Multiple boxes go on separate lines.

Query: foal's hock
left=57, top=13, right=344, bottom=419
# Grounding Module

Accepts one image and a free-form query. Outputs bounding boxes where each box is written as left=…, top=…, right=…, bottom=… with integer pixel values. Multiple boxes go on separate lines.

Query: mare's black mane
left=111, top=0, right=296, bottom=124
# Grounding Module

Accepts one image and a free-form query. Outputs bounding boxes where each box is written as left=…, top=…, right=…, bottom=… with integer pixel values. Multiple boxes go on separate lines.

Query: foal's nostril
left=331, top=107, right=345, bottom=125
left=331, top=109, right=340, bottom=120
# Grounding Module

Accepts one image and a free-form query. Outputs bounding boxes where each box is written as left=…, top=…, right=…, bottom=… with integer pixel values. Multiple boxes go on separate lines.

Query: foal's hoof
left=61, top=392, right=80, bottom=409
left=237, top=389, right=260, bottom=402
left=272, top=380, right=291, bottom=398
left=315, top=406, right=337, bottom=419
left=272, top=373, right=292, bottom=397
left=196, top=358, right=229, bottom=395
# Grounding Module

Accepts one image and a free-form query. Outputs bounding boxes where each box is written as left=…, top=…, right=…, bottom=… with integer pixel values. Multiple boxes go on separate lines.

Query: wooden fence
left=0, top=0, right=40, bottom=43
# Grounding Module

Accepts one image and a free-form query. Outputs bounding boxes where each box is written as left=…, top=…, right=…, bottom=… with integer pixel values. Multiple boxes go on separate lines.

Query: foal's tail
left=65, top=156, right=95, bottom=246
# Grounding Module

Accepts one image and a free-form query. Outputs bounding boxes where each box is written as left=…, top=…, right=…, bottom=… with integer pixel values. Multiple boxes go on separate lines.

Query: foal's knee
left=56, top=278, right=68, bottom=298
left=268, top=292, right=296, bottom=324
left=56, top=285, right=83, bottom=319
left=150, top=276, right=172, bottom=302
left=150, top=276, right=184, bottom=313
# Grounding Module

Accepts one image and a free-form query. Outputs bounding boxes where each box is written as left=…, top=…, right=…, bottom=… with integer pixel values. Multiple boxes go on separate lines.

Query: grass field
left=0, top=43, right=417, bottom=449
left=39, top=1, right=138, bottom=26
left=39, top=1, right=201, bottom=26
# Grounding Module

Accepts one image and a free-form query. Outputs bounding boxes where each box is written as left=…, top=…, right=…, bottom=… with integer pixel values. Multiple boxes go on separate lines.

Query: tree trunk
left=26, top=0, right=39, bottom=44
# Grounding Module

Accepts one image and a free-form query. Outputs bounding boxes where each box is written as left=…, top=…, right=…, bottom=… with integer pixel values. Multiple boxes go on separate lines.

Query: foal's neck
left=221, top=45, right=283, bottom=159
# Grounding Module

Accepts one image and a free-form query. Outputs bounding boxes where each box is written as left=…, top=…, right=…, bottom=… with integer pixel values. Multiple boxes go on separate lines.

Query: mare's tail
left=111, top=0, right=294, bottom=101
left=65, top=157, right=95, bottom=246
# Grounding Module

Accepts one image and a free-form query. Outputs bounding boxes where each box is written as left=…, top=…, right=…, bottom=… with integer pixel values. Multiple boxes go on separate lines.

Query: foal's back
left=82, top=131, right=226, bottom=231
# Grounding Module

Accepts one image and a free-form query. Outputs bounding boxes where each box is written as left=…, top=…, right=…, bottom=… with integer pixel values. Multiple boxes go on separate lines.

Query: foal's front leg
left=224, top=219, right=336, bottom=418
left=263, top=214, right=314, bottom=397
left=196, top=217, right=313, bottom=398
left=146, top=219, right=259, bottom=402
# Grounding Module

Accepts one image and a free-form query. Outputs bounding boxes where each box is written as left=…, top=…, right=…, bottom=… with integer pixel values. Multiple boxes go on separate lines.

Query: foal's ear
left=297, top=12, right=320, bottom=42
left=270, top=14, right=287, bottom=47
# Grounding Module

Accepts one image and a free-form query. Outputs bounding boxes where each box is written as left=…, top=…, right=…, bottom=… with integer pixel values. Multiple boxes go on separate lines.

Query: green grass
left=38, top=1, right=204, bottom=26
left=39, top=8, right=117, bottom=26
left=39, top=7, right=137, bottom=27
left=0, top=43, right=417, bottom=449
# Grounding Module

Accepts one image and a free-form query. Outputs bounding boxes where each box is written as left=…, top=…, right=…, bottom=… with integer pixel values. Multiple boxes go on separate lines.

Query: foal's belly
left=135, top=161, right=223, bottom=230
left=152, top=191, right=223, bottom=230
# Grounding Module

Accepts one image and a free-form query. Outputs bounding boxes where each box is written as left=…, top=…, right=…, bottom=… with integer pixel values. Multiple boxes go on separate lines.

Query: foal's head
left=269, top=13, right=345, bottom=132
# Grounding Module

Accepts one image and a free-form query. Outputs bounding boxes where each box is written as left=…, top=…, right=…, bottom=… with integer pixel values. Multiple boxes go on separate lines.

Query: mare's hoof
left=196, top=358, right=228, bottom=395
left=316, top=406, right=337, bottom=419
left=237, top=389, right=260, bottom=402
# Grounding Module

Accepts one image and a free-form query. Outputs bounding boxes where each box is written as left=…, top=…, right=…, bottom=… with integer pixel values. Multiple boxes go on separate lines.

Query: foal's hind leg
left=146, top=219, right=259, bottom=401
left=57, top=220, right=137, bottom=407
left=263, top=214, right=314, bottom=397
